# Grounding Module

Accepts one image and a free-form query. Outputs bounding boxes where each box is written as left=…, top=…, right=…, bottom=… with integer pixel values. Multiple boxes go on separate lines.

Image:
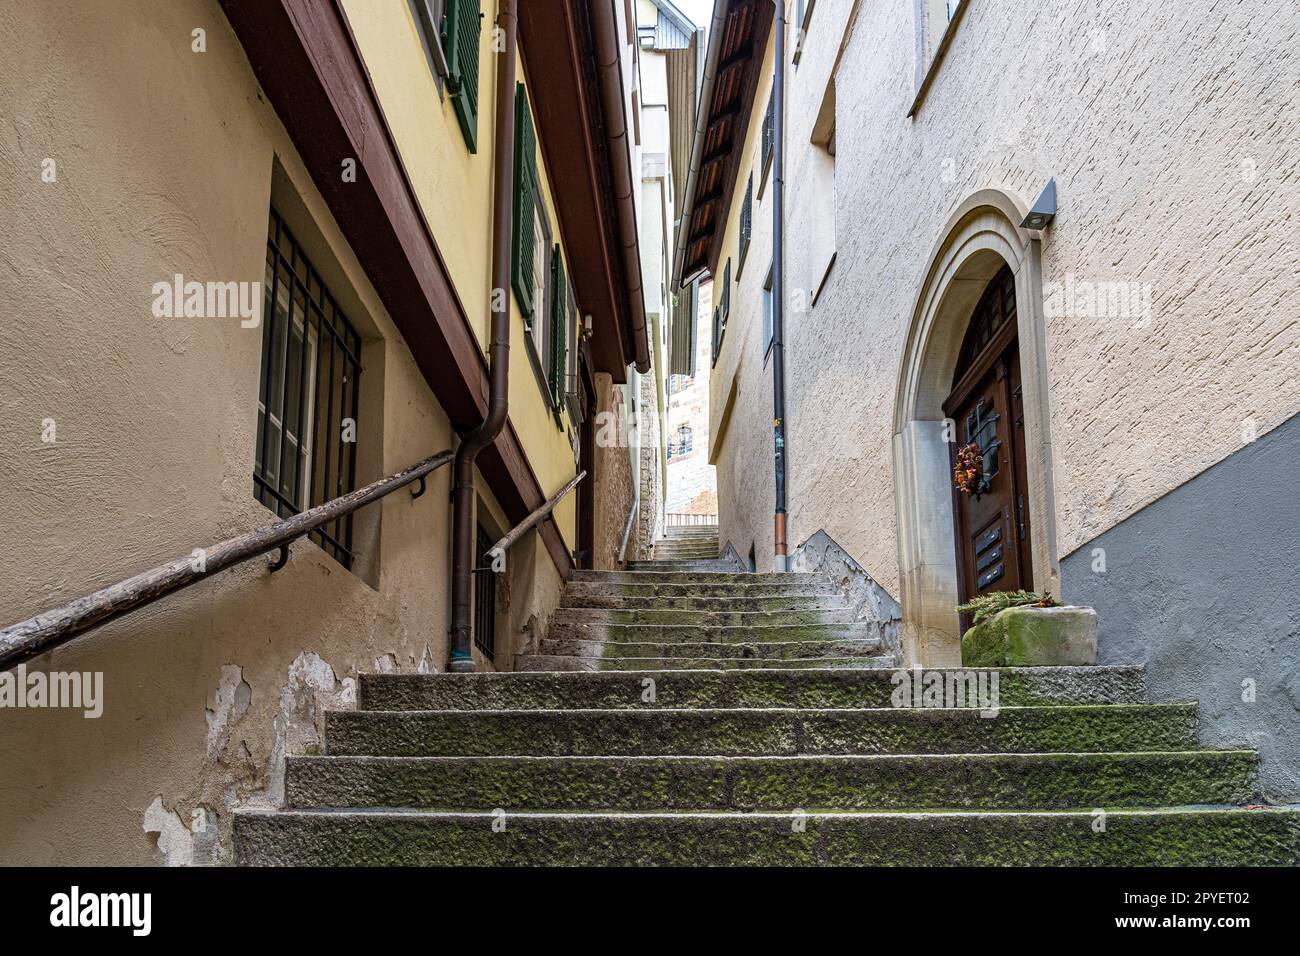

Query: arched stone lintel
left=892, top=188, right=1061, bottom=666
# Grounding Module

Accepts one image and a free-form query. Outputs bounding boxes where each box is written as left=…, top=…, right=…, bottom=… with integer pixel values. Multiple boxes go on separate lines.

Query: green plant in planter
left=957, top=589, right=1058, bottom=625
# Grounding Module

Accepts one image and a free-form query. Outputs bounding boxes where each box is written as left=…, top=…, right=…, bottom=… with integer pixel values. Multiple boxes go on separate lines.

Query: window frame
left=413, top=0, right=451, bottom=82
left=759, top=93, right=775, bottom=196
left=909, top=0, right=970, bottom=118
left=256, top=207, right=363, bottom=571
left=738, top=173, right=754, bottom=274
left=793, top=0, right=816, bottom=65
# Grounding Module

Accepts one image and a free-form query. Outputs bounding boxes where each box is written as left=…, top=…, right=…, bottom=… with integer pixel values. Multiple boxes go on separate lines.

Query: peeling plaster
left=260, top=652, right=355, bottom=806
left=142, top=796, right=195, bottom=867
left=205, top=664, right=252, bottom=759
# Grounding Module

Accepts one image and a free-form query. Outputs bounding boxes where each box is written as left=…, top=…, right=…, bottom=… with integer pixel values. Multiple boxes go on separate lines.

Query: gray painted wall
left=1062, top=412, right=1300, bottom=803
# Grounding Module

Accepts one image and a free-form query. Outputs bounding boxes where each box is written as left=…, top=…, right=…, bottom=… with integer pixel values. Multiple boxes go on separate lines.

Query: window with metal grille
left=739, top=173, right=753, bottom=270
left=474, top=524, right=496, bottom=659
left=256, top=208, right=362, bottom=569
left=711, top=305, right=721, bottom=367
left=761, top=93, right=775, bottom=182
left=721, top=258, right=731, bottom=324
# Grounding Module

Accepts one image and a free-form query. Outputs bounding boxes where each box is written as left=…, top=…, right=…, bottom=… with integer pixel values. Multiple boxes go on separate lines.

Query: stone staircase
left=626, top=523, right=739, bottom=572
left=234, top=552, right=1300, bottom=865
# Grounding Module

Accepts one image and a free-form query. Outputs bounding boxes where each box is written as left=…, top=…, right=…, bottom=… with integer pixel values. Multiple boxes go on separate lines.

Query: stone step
left=572, top=570, right=795, bottom=585
left=324, top=703, right=1199, bottom=757
left=535, top=637, right=885, bottom=660
left=283, top=750, right=1260, bottom=812
left=547, top=621, right=879, bottom=644
left=563, top=580, right=840, bottom=600
left=553, top=607, right=858, bottom=627
left=627, top=561, right=741, bottom=571
left=234, top=807, right=1300, bottom=866
left=560, top=593, right=847, bottom=612
left=550, top=621, right=864, bottom=643
left=514, top=654, right=897, bottom=671
left=358, top=666, right=1150, bottom=711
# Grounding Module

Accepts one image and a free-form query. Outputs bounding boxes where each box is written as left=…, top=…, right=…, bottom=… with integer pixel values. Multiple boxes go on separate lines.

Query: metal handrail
left=617, top=489, right=639, bottom=565
left=486, top=470, right=586, bottom=573
left=0, top=450, right=455, bottom=671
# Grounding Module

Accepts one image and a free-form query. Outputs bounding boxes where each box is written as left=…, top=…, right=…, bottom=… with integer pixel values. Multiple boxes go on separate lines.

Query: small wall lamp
left=1020, top=179, right=1057, bottom=231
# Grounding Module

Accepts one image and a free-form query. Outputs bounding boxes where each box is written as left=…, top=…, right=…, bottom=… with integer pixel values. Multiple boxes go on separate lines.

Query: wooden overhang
left=219, top=0, right=646, bottom=578
left=519, top=0, right=649, bottom=383
left=675, top=0, right=772, bottom=287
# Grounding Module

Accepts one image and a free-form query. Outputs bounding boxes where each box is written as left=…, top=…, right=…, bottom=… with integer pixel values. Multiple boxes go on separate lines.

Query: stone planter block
left=961, top=605, right=1099, bottom=667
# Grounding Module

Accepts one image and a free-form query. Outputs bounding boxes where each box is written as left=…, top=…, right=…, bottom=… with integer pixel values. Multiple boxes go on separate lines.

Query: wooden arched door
left=943, top=265, right=1033, bottom=627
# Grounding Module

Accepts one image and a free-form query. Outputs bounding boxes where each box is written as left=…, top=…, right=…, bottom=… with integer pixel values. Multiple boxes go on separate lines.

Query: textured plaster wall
left=1062, top=411, right=1300, bottom=802
left=0, top=0, right=569, bottom=864
left=710, top=0, right=1300, bottom=591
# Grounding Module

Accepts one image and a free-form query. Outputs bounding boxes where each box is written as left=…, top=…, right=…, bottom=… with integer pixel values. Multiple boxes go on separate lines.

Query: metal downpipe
left=771, top=0, right=789, bottom=571
left=449, top=0, right=518, bottom=671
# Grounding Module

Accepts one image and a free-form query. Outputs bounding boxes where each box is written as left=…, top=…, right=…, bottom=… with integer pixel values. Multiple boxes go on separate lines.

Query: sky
left=674, top=0, right=716, bottom=35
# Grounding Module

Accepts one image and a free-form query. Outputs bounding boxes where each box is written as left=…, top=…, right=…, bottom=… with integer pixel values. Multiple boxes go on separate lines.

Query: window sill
left=907, top=0, right=970, bottom=119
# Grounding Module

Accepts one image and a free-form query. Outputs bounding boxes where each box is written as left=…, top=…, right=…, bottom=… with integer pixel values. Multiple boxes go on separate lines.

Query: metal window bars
left=256, top=208, right=363, bottom=569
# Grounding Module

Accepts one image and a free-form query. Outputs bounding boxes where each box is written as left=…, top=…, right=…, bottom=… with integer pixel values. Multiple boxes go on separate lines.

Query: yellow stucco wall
left=341, top=0, right=577, bottom=545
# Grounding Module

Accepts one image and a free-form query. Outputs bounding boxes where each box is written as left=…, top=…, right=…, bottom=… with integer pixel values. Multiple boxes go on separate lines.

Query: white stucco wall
left=710, top=0, right=1300, bottom=594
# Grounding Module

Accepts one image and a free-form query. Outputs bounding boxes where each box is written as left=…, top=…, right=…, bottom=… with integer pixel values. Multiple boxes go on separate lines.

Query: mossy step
left=547, top=621, right=879, bottom=644
left=324, top=703, right=1199, bottom=757
left=234, top=807, right=1300, bottom=866
left=359, top=666, right=1149, bottom=711
left=560, top=594, right=847, bottom=612
left=572, top=571, right=793, bottom=584
left=537, top=638, right=884, bottom=660
left=564, top=580, right=839, bottom=599
left=626, top=565, right=743, bottom=574
left=284, top=750, right=1260, bottom=812
left=554, top=607, right=858, bottom=627
left=513, top=654, right=896, bottom=671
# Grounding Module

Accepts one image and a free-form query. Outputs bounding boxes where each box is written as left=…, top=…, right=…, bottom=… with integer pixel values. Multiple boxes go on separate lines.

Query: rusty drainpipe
left=449, top=0, right=518, bottom=672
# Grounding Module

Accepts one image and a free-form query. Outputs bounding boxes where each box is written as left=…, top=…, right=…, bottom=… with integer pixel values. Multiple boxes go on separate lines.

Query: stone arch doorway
left=892, top=190, right=1061, bottom=666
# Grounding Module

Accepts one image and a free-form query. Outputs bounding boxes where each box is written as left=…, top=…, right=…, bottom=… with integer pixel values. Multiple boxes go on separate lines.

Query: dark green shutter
left=443, top=0, right=481, bottom=152
left=511, top=84, right=537, bottom=319
left=549, top=245, right=566, bottom=410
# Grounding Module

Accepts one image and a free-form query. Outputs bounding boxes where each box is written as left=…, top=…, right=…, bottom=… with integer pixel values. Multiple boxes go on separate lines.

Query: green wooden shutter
left=442, top=0, right=482, bottom=152
left=549, top=246, right=566, bottom=410
left=511, top=84, right=537, bottom=319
